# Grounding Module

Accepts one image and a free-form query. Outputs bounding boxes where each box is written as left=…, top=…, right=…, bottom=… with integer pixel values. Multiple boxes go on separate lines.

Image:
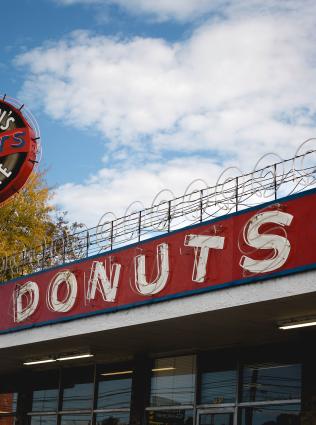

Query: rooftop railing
left=1, top=142, right=316, bottom=281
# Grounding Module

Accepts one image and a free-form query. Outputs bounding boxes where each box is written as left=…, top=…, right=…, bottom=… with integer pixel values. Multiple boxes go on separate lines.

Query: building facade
left=1, top=187, right=316, bottom=425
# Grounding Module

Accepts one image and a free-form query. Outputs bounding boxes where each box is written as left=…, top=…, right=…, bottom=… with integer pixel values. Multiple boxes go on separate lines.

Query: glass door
left=197, top=409, right=234, bottom=425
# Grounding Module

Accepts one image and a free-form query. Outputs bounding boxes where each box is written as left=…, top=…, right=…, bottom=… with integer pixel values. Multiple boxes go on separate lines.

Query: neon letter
left=12, top=131, right=26, bottom=148
left=240, top=210, right=293, bottom=273
left=46, top=271, right=78, bottom=313
left=14, top=281, right=39, bottom=323
left=0, top=163, right=12, bottom=180
left=184, top=234, right=225, bottom=282
left=134, top=243, right=169, bottom=295
left=87, top=260, right=121, bottom=302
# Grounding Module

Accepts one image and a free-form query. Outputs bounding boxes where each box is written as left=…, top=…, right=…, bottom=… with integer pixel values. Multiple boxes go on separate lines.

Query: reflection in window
left=29, top=416, right=57, bottom=425
left=97, top=370, right=132, bottom=409
left=242, top=363, right=301, bottom=402
left=200, top=413, right=233, bottom=425
left=150, top=356, right=195, bottom=407
left=200, top=368, right=237, bottom=405
left=147, top=410, right=193, bottom=425
left=240, top=403, right=300, bottom=425
left=95, top=411, right=130, bottom=425
left=62, top=367, right=94, bottom=411
left=60, top=414, right=92, bottom=425
left=32, top=389, right=58, bottom=413
left=0, top=417, right=15, bottom=425
left=30, top=371, right=59, bottom=413
left=0, top=392, right=17, bottom=414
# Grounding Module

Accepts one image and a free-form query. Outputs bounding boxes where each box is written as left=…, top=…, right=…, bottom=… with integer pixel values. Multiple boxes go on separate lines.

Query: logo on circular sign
left=0, top=96, right=40, bottom=204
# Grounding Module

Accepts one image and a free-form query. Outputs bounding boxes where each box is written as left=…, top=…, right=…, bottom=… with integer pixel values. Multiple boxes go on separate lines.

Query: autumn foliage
left=0, top=170, right=83, bottom=270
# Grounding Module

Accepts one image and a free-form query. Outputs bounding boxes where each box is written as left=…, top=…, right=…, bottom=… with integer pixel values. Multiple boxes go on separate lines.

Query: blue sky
left=2, top=0, right=316, bottom=226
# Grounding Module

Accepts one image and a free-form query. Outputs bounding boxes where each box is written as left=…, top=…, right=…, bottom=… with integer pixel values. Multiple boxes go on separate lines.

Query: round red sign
left=0, top=97, right=39, bottom=204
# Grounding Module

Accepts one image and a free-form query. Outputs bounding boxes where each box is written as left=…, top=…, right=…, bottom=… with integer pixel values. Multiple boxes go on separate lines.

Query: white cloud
left=17, top=11, right=316, bottom=160
left=54, top=157, right=222, bottom=226
left=56, top=0, right=220, bottom=21
left=15, top=1, right=316, bottom=224
left=55, top=0, right=315, bottom=23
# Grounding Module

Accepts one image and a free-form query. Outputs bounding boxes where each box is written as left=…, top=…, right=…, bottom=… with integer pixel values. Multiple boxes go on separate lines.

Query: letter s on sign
left=240, top=210, right=293, bottom=274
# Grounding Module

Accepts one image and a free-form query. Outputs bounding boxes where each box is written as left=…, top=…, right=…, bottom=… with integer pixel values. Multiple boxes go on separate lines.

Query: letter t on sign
left=184, top=234, right=225, bottom=283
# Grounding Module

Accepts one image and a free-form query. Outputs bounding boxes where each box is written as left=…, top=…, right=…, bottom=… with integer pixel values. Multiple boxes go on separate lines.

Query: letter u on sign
left=134, top=243, right=169, bottom=295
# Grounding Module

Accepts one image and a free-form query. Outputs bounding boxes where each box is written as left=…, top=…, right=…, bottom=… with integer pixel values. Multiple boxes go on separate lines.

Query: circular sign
left=0, top=97, right=39, bottom=204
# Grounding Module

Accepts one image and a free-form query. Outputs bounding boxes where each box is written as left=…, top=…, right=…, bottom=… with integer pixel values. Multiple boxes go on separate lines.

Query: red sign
left=0, top=98, right=38, bottom=204
left=0, top=189, right=316, bottom=334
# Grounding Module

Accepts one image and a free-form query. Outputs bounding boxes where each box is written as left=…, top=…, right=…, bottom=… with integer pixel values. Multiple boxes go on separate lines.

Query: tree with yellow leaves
left=0, top=172, right=81, bottom=280
left=0, top=172, right=54, bottom=257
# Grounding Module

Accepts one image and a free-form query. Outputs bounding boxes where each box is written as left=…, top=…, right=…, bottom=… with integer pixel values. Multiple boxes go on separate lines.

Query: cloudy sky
left=2, top=0, right=316, bottom=226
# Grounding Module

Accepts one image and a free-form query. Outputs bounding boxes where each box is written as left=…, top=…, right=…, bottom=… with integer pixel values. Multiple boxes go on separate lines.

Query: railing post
left=274, top=163, right=277, bottom=200
left=41, top=243, right=45, bottom=270
left=50, top=241, right=55, bottom=266
left=22, top=249, right=26, bottom=275
left=62, top=236, right=66, bottom=263
left=110, top=220, right=114, bottom=251
left=138, top=210, right=142, bottom=242
left=235, top=176, right=239, bottom=212
left=86, top=230, right=90, bottom=257
left=200, top=189, right=203, bottom=222
left=167, top=200, right=171, bottom=232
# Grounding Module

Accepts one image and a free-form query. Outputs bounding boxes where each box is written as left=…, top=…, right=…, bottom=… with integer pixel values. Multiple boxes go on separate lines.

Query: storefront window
left=0, top=417, right=16, bottom=425
left=0, top=350, right=303, bottom=424
left=61, top=367, right=94, bottom=411
left=150, top=356, right=196, bottom=407
left=29, top=416, right=57, bottom=425
left=240, top=403, right=300, bottom=425
left=147, top=409, right=193, bottom=425
left=199, top=412, right=234, bottom=425
left=200, top=368, right=237, bottom=405
left=60, top=414, right=92, bottom=425
left=242, top=363, right=301, bottom=402
left=0, top=392, right=17, bottom=414
left=30, top=371, right=59, bottom=412
left=32, top=389, right=59, bottom=413
left=96, top=369, right=132, bottom=410
left=95, top=411, right=130, bottom=425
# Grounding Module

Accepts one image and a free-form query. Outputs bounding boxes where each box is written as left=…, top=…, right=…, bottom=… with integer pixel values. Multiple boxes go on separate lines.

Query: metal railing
left=1, top=146, right=316, bottom=282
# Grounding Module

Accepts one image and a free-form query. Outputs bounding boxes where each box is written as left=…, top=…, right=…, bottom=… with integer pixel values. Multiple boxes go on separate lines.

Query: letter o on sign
left=47, top=271, right=78, bottom=313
